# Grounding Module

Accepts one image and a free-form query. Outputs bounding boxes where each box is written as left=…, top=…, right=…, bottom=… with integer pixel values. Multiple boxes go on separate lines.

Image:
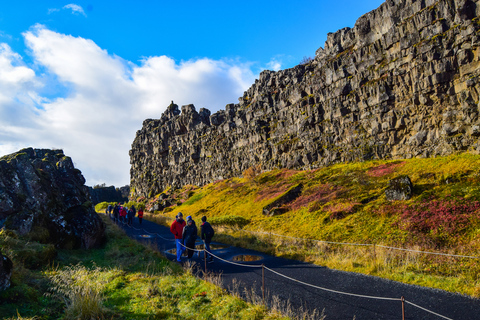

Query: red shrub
left=287, top=184, right=344, bottom=211
left=367, top=162, right=404, bottom=177
left=255, top=181, right=294, bottom=202
left=397, top=198, right=480, bottom=236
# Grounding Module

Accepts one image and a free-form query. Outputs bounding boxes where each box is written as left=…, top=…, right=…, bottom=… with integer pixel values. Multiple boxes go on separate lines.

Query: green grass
left=0, top=215, right=292, bottom=320
left=144, top=152, right=480, bottom=297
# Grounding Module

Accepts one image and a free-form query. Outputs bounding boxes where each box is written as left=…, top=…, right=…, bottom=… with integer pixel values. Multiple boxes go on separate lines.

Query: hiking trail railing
left=112, top=214, right=456, bottom=320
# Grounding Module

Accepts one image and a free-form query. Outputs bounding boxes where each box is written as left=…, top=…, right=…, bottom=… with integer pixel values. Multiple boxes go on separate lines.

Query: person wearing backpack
left=182, top=216, right=198, bottom=260
left=201, top=216, right=214, bottom=263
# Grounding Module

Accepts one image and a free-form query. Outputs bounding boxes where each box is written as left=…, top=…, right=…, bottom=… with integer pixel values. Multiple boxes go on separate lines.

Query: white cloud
left=267, top=59, right=282, bottom=71
left=63, top=4, right=87, bottom=16
left=0, top=25, right=257, bottom=187
left=47, top=8, right=60, bottom=14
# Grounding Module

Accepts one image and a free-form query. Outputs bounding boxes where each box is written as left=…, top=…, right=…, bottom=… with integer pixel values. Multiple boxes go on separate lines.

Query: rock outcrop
left=89, top=185, right=129, bottom=205
left=385, top=175, right=413, bottom=200
left=0, top=148, right=105, bottom=249
left=130, top=0, right=480, bottom=198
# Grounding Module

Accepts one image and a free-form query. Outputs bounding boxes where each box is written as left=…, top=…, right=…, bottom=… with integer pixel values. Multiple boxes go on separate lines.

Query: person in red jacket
left=137, top=208, right=144, bottom=225
left=170, top=212, right=186, bottom=262
left=120, top=206, right=127, bottom=223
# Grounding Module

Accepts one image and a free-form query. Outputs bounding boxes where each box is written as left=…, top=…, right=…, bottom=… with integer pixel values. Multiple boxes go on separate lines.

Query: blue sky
left=0, top=0, right=384, bottom=187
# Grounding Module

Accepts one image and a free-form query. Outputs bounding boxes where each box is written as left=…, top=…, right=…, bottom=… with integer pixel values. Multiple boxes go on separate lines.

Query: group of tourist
left=170, top=212, right=215, bottom=263
left=107, top=203, right=144, bottom=225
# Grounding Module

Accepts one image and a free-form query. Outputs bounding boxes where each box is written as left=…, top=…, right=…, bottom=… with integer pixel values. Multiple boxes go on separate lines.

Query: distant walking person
left=113, top=204, right=119, bottom=223
left=170, top=212, right=186, bottom=262
left=201, top=216, right=215, bottom=263
left=120, top=206, right=127, bottom=223
left=182, top=216, right=198, bottom=260
left=137, top=208, right=144, bottom=225
left=107, top=204, right=113, bottom=215
left=127, top=208, right=135, bottom=225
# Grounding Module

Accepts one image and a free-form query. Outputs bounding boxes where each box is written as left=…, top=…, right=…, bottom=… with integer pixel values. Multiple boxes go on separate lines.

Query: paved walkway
left=115, top=216, right=480, bottom=320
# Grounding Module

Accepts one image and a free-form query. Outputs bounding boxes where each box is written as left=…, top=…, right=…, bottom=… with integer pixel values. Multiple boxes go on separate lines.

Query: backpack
left=204, top=222, right=214, bottom=238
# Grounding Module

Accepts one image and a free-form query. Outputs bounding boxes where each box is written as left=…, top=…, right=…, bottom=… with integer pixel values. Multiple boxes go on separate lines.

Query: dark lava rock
left=89, top=185, right=128, bottom=205
left=0, top=148, right=105, bottom=249
left=0, top=251, right=13, bottom=292
left=385, top=175, right=413, bottom=201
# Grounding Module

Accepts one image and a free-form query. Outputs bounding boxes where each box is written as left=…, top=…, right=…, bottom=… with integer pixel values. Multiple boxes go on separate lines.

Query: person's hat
left=186, top=215, right=192, bottom=221
left=201, top=216, right=206, bottom=222
left=178, top=212, right=183, bottom=217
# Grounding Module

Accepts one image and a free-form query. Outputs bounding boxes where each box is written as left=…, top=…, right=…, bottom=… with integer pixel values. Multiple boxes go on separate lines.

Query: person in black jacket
left=182, top=216, right=198, bottom=259
left=201, top=216, right=215, bottom=262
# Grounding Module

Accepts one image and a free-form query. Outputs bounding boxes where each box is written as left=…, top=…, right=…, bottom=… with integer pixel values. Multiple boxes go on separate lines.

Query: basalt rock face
left=89, top=185, right=129, bottom=205
left=130, top=0, right=480, bottom=198
left=0, top=148, right=105, bottom=249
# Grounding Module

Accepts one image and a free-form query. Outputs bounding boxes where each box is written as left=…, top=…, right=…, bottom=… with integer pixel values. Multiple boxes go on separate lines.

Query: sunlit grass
left=143, top=152, right=480, bottom=297
left=0, top=214, right=294, bottom=319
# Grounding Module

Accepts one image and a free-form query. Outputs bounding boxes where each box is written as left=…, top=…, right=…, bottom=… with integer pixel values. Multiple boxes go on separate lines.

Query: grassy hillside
left=0, top=214, right=293, bottom=320
left=142, top=152, right=480, bottom=297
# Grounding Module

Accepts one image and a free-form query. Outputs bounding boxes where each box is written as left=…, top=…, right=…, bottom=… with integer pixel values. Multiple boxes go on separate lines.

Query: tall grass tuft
left=45, top=263, right=108, bottom=320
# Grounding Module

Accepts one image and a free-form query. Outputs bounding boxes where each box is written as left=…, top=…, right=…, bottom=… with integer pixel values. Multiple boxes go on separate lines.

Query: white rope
left=246, top=230, right=371, bottom=247
left=116, top=217, right=454, bottom=319
left=208, top=251, right=263, bottom=268
left=264, top=266, right=401, bottom=301
left=238, top=229, right=480, bottom=259
left=404, top=300, right=454, bottom=320
left=376, top=245, right=479, bottom=259
left=154, top=233, right=176, bottom=242
left=177, top=240, right=204, bottom=252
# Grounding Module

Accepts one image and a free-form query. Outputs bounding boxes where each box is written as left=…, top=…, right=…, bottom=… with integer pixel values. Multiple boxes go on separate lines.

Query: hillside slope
left=142, top=153, right=480, bottom=297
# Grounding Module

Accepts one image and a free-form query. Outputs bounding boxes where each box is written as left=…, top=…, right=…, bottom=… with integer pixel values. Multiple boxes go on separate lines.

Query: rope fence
left=111, top=213, right=456, bottom=320
left=230, top=228, right=480, bottom=259
left=137, top=213, right=479, bottom=259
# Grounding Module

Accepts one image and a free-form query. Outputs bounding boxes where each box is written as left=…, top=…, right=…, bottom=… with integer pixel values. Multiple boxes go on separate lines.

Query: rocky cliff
left=0, top=148, right=105, bottom=249
left=89, top=185, right=129, bottom=205
left=130, top=0, right=480, bottom=199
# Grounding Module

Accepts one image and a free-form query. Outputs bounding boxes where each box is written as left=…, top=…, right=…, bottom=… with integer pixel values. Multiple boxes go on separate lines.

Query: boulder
left=0, top=148, right=105, bottom=249
left=0, top=252, right=13, bottom=292
left=385, top=175, right=413, bottom=201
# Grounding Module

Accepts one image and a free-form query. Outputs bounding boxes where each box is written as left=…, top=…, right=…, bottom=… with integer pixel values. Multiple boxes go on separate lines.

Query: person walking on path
left=182, top=216, right=198, bottom=260
left=137, top=208, right=144, bottom=225
left=120, top=206, right=127, bottom=224
left=113, top=204, right=119, bottom=223
left=200, top=216, right=215, bottom=263
left=170, top=212, right=186, bottom=262
left=127, top=208, right=135, bottom=225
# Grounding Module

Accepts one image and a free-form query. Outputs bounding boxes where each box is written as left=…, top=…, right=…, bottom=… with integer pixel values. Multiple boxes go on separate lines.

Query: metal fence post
left=262, top=264, right=265, bottom=305
left=401, top=296, right=405, bottom=320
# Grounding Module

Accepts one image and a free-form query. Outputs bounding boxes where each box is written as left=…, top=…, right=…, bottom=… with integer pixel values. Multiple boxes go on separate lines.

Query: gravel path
left=115, top=216, right=480, bottom=320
